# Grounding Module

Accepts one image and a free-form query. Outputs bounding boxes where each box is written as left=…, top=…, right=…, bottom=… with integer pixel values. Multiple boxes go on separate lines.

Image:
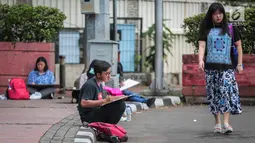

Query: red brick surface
left=182, top=54, right=255, bottom=97
left=0, top=42, right=55, bottom=93
left=0, top=98, right=77, bottom=143
left=0, top=125, right=50, bottom=143
left=182, top=64, right=206, bottom=86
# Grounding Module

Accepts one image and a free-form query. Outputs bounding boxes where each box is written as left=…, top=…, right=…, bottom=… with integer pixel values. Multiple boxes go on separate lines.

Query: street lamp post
left=154, top=0, right=163, bottom=90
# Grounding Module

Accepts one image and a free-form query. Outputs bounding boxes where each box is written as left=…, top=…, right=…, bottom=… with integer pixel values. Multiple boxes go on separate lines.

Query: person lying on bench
left=27, top=57, right=56, bottom=99
left=78, top=60, right=126, bottom=124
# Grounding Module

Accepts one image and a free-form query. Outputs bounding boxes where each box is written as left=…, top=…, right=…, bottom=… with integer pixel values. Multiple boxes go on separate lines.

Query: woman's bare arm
left=198, top=41, right=206, bottom=61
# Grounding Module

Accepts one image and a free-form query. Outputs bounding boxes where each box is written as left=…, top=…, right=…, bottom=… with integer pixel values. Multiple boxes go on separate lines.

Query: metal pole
left=83, top=24, right=87, bottom=68
left=155, top=0, right=163, bottom=90
left=140, top=18, right=143, bottom=72
left=113, top=0, right=117, bottom=41
left=59, top=55, right=66, bottom=94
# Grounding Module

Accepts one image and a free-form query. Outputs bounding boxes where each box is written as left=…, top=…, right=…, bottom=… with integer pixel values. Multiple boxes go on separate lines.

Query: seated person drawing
left=27, top=57, right=56, bottom=99
left=79, top=60, right=156, bottom=107
left=78, top=60, right=126, bottom=124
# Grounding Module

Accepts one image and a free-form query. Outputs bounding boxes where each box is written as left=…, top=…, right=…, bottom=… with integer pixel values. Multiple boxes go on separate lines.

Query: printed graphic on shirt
left=206, top=28, right=232, bottom=65
left=97, top=92, right=103, bottom=100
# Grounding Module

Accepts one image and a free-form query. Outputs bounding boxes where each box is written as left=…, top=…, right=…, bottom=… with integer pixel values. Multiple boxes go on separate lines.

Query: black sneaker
left=146, top=97, right=156, bottom=107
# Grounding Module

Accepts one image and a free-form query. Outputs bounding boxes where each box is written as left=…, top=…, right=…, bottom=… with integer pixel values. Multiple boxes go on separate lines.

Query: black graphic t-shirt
left=78, top=78, right=105, bottom=114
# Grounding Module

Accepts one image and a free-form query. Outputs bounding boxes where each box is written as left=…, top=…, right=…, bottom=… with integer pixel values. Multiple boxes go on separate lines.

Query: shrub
left=142, top=23, right=174, bottom=72
left=0, top=4, right=66, bottom=42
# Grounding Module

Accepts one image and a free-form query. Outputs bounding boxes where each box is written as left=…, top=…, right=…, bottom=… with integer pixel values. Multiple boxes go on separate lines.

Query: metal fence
left=110, top=17, right=143, bottom=72
left=56, top=17, right=144, bottom=73
left=55, top=28, right=84, bottom=64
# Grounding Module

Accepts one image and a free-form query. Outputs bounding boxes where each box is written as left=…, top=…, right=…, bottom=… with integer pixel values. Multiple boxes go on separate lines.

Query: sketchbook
left=101, top=95, right=130, bottom=106
left=120, top=79, right=140, bottom=91
left=27, top=84, right=60, bottom=88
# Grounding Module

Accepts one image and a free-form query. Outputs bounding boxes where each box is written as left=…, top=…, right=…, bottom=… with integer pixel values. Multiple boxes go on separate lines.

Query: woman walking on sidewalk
left=198, top=2, right=243, bottom=134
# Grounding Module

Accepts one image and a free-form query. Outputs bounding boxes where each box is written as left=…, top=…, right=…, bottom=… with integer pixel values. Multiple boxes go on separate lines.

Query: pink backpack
left=88, top=122, right=128, bottom=142
left=103, top=86, right=123, bottom=96
left=7, top=78, right=30, bottom=100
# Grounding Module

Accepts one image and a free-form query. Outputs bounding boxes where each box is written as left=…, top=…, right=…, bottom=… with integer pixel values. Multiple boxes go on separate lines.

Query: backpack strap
left=228, top=23, right=235, bottom=47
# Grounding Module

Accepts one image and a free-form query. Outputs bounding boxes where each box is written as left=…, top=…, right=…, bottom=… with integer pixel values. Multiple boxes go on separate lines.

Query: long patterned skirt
left=205, top=69, right=242, bottom=115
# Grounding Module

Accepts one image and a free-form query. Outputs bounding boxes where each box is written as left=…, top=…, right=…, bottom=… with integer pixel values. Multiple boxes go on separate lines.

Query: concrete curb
left=73, top=96, right=181, bottom=143
left=74, top=126, right=96, bottom=143
left=39, top=114, right=81, bottom=143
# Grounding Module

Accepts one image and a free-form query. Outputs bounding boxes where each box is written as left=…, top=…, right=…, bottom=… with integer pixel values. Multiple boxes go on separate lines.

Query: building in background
left=0, top=0, right=216, bottom=87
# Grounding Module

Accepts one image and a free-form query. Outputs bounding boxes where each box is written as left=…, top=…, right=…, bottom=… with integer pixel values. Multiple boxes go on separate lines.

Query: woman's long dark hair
left=87, top=59, right=100, bottom=80
left=199, top=2, right=229, bottom=37
left=34, top=57, right=48, bottom=72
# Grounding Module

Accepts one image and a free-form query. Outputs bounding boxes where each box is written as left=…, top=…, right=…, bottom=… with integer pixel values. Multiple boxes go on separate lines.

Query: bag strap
left=228, top=23, right=235, bottom=47
left=114, top=125, right=126, bottom=134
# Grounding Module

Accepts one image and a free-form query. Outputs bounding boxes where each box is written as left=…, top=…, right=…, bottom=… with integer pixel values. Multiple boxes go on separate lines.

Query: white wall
left=55, top=64, right=84, bottom=88
left=0, top=0, right=16, bottom=4
left=1, top=0, right=218, bottom=85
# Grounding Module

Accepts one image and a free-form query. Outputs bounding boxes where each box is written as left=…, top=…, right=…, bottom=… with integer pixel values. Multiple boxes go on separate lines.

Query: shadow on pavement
left=196, top=131, right=255, bottom=139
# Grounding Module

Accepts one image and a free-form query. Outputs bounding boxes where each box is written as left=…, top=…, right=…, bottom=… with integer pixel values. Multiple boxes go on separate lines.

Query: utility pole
left=113, top=0, right=117, bottom=41
left=154, top=0, right=163, bottom=90
left=81, top=0, right=119, bottom=87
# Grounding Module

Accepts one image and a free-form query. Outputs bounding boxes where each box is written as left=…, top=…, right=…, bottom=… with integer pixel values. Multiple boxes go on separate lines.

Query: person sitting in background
left=70, top=60, right=100, bottom=103
left=78, top=60, right=126, bottom=124
left=27, top=57, right=56, bottom=99
left=79, top=59, right=100, bottom=89
left=78, top=69, right=88, bottom=89
left=118, top=62, right=156, bottom=107
left=73, top=68, right=88, bottom=90
left=121, top=84, right=156, bottom=107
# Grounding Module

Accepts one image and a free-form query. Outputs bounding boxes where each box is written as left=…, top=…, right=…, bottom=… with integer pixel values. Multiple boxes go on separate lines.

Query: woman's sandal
left=214, top=125, right=222, bottom=133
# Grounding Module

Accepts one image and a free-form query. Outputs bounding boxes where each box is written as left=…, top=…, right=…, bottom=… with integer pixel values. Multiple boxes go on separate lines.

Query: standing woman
left=198, top=2, right=243, bottom=134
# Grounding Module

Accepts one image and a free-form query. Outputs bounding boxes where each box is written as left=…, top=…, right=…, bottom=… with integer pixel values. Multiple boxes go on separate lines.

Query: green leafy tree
left=217, top=0, right=255, bottom=6
left=182, top=13, right=205, bottom=54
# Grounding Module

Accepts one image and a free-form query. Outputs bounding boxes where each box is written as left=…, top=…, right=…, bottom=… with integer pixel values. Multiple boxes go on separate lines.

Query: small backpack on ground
left=7, top=78, right=30, bottom=100
left=88, top=122, right=128, bottom=143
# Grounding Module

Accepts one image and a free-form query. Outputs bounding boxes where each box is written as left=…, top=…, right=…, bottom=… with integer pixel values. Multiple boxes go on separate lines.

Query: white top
left=79, top=73, right=88, bottom=89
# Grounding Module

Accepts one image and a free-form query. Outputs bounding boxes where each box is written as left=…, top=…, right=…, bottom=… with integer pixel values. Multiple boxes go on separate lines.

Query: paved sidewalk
left=39, top=113, right=82, bottom=143
left=119, top=106, right=255, bottom=143
left=0, top=97, right=77, bottom=143
left=0, top=85, right=181, bottom=143
left=72, top=96, right=181, bottom=143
